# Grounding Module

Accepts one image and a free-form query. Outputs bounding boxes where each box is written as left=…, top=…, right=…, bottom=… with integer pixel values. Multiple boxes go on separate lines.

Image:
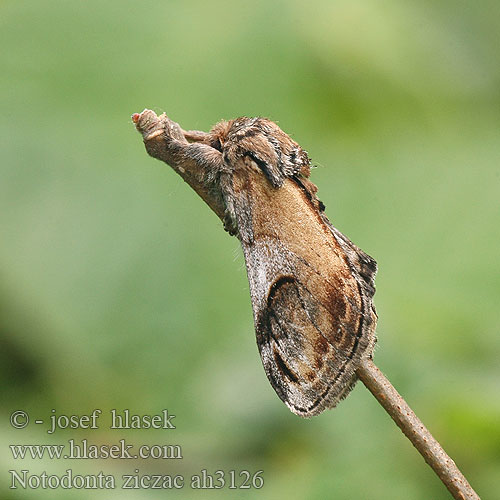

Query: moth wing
left=255, top=269, right=359, bottom=416
left=233, top=165, right=377, bottom=417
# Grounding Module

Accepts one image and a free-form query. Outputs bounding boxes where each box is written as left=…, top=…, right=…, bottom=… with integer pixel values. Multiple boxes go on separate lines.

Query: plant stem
left=357, top=359, right=480, bottom=500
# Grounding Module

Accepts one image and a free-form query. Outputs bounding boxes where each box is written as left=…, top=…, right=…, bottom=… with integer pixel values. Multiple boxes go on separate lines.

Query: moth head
left=208, top=120, right=233, bottom=152
left=216, top=117, right=311, bottom=188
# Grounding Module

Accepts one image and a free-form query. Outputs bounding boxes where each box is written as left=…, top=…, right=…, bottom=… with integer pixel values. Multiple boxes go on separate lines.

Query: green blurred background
left=1, top=1, right=499, bottom=498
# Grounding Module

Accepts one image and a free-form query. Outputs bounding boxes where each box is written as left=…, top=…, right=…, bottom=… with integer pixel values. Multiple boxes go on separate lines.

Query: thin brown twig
left=357, top=359, right=480, bottom=500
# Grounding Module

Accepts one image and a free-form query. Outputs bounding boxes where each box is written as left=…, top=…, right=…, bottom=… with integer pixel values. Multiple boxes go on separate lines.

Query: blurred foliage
left=1, top=1, right=499, bottom=498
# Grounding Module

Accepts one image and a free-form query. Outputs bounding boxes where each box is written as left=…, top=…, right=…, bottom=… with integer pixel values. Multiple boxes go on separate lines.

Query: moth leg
left=219, top=172, right=238, bottom=236
left=183, top=129, right=212, bottom=143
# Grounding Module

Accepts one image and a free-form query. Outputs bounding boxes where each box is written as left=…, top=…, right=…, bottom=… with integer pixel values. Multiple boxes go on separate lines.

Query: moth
left=133, top=110, right=378, bottom=417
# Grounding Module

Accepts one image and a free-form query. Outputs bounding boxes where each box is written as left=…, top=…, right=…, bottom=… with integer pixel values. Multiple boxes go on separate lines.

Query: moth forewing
left=231, top=161, right=377, bottom=417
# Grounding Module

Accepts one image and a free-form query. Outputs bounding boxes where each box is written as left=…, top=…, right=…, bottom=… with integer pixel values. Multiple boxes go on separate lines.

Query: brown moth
left=133, top=110, right=378, bottom=417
